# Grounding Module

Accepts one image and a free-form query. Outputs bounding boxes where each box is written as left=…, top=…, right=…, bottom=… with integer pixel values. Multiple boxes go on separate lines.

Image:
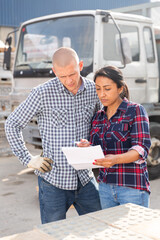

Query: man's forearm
left=5, top=119, right=31, bottom=166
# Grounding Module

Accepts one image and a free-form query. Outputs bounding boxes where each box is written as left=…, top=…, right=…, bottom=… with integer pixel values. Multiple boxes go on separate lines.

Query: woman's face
left=95, top=76, right=123, bottom=107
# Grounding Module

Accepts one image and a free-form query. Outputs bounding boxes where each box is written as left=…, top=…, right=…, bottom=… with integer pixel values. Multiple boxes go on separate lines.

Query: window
left=143, top=27, right=155, bottom=63
left=103, top=23, right=140, bottom=62
left=15, top=16, right=94, bottom=70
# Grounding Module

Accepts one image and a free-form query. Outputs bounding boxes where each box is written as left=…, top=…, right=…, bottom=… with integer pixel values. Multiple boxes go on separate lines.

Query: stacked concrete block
left=37, top=203, right=159, bottom=239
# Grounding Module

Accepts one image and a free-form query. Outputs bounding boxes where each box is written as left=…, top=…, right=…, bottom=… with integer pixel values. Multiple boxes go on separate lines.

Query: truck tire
left=147, top=122, right=160, bottom=180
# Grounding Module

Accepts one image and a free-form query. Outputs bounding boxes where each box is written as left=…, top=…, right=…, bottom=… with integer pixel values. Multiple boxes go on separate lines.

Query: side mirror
left=118, top=37, right=132, bottom=65
left=3, top=36, right=12, bottom=70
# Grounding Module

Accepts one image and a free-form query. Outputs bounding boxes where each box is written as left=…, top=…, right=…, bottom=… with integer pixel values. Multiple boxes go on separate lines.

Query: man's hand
left=28, top=155, right=53, bottom=173
left=76, top=139, right=91, bottom=147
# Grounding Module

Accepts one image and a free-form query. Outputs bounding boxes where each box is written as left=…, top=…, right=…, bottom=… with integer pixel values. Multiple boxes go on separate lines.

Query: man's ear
left=52, top=67, right=55, bottom=74
left=79, top=61, right=83, bottom=71
left=52, top=67, right=57, bottom=76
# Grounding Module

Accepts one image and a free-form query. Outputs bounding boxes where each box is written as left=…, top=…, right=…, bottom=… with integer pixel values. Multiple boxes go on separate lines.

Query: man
left=5, top=47, right=101, bottom=224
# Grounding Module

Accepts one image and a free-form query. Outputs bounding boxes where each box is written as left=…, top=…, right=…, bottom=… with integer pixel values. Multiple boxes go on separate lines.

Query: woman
left=78, top=65, right=151, bottom=209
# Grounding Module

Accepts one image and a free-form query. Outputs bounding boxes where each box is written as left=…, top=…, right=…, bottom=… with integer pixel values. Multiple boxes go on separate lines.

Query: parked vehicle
left=4, top=10, right=160, bottom=179
left=0, top=66, right=13, bottom=156
left=0, top=36, right=16, bottom=156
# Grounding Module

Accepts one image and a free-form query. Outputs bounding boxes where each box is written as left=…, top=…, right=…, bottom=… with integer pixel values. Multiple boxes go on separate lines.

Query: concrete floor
left=0, top=144, right=160, bottom=237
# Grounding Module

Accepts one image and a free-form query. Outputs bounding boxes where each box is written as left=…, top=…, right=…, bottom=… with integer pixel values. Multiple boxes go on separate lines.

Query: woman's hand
left=76, top=139, right=91, bottom=147
left=93, top=154, right=117, bottom=168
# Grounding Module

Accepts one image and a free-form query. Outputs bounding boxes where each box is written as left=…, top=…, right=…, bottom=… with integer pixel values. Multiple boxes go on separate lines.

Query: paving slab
left=37, top=214, right=151, bottom=240
left=0, top=229, right=56, bottom=240
left=37, top=204, right=156, bottom=240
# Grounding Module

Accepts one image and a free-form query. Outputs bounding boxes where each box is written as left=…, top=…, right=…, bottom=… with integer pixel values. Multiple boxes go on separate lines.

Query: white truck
left=0, top=67, right=13, bottom=156
left=4, top=9, right=160, bottom=179
left=0, top=36, right=15, bottom=156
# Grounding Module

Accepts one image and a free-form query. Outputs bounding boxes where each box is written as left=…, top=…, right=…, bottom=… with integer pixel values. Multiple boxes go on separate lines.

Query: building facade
left=0, top=0, right=150, bottom=48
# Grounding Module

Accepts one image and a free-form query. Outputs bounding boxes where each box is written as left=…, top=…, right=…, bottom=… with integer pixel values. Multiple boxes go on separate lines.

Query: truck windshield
left=14, top=15, right=94, bottom=77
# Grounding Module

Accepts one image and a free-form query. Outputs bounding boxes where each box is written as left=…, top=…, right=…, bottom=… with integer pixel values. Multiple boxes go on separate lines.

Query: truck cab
left=9, top=10, right=160, bottom=178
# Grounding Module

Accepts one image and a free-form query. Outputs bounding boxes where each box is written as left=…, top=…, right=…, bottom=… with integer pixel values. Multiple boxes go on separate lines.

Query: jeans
left=99, top=182, right=150, bottom=209
left=38, top=176, right=101, bottom=224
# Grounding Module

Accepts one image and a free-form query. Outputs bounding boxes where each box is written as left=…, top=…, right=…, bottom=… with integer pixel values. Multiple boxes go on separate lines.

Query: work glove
left=27, top=154, right=53, bottom=173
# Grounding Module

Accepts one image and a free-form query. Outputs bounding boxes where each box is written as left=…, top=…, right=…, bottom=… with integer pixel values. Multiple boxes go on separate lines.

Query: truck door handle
left=135, top=79, right=147, bottom=83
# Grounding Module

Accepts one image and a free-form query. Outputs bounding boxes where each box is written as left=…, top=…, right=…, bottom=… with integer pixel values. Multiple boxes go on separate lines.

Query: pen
left=73, top=141, right=91, bottom=145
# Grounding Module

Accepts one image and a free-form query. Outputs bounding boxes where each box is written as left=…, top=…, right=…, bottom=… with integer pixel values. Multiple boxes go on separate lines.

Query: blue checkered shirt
left=5, top=77, right=101, bottom=190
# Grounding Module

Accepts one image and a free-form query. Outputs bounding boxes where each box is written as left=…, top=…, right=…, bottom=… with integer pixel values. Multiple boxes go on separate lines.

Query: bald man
left=5, top=47, right=101, bottom=224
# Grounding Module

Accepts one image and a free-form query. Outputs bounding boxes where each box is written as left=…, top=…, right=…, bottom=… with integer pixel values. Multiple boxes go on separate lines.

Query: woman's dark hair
left=93, top=65, right=129, bottom=100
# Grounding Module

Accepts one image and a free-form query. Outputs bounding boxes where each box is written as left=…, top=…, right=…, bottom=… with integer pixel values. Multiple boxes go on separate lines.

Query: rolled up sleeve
left=129, top=104, right=151, bottom=164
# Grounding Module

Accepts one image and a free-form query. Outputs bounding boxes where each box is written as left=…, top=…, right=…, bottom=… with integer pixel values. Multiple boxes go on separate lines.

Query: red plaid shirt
left=90, top=98, right=151, bottom=193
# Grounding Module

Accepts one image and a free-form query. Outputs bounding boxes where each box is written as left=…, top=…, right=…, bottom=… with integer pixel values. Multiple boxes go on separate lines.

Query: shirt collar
left=117, top=97, right=128, bottom=113
left=55, top=77, right=65, bottom=92
left=102, top=97, right=129, bottom=114
left=56, top=76, right=86, bottom=94
left=78, top=76, right=86, bottom=93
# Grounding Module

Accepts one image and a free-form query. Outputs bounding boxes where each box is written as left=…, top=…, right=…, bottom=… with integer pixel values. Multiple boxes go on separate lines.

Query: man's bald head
left=52, top=47, right=79, bottom=68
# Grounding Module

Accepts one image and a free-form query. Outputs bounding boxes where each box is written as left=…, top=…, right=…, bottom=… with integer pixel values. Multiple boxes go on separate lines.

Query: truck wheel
left=147, top=122, right=160, bottom=180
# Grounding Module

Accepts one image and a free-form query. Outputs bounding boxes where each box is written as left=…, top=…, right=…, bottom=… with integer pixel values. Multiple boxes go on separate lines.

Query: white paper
left=62, top=145, right=104, bottom=170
